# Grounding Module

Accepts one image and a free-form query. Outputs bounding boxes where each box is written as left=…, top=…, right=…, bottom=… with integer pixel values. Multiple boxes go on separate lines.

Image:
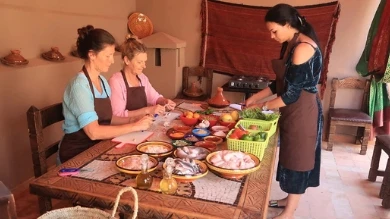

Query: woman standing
left=60, top=25, right=153, bottom=163
left=245, top=4, right=323, bottom=219
left=109, top=35, right=176, bottom=118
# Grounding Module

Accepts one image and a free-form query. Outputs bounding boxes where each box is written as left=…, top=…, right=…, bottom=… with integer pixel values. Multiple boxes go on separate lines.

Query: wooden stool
left=368, top=135, right=390, bottom=208
left=0, top=181, right=17, bottom=219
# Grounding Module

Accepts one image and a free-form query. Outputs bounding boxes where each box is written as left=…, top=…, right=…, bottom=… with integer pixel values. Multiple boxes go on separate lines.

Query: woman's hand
left=134, top=115, right=153, bottom=131
left=165, top=99, right=176, bottom=111
left=246, top=102, right=264, bottom=110
left=245, top=96, right=257, bottom=108
left=147, top=104, right=166, bottom=115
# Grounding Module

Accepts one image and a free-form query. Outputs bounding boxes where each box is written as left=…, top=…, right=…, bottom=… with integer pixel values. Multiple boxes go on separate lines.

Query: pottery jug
left=207, top=87, right=230, bottom=108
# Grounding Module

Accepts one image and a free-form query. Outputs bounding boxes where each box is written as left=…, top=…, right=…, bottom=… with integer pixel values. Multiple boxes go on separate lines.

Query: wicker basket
left=38, top=187, right=138, bottom=219
left=127, top=12, right=153, bottom=39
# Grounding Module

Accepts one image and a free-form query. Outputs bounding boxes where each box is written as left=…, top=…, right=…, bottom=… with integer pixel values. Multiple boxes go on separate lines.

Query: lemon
left=230, top=110, right=239, bottom=121
left=186, top=112, right=194, bottom=119
left=221, top=113, right=233, bottom=122
left=193, top=113, right=200, bottom=119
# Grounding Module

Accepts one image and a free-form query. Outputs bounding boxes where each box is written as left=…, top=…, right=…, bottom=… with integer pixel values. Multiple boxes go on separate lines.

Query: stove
left=227, top=75, right=269, bottom=90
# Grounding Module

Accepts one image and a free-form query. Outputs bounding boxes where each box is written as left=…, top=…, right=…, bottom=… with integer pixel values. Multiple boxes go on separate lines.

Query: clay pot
left=42, top=47, right=65, bottom=61
left=207, top=87, right=230, bottom=108
left=183, top=81, right=204, bottom=97
left=1, top=50, right=29, bottom=66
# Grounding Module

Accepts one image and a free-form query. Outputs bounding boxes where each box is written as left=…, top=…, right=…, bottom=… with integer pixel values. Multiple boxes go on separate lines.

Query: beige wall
left=0, top=0, right=381, bottom=189
left=0, top=0, right=136, bottom=189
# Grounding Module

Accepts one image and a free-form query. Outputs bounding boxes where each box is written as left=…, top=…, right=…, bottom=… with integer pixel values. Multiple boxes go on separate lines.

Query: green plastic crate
left=235, top=118, right=278, bottom=136
left=226, top=129, right=270, bottom=160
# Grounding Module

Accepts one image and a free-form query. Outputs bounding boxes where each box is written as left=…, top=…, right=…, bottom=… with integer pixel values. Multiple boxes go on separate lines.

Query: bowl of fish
left=192, top=128, right=210, bottom=138
left=174, top=146, right=211, bottom=160
left=136, top=141, right=174, bottom=159
left=171, top=139, right=193, bottom=147
left=205, top=150, right=261, bottom=179
left=116, top=154, right=159, bottom=175
left=164, top=158, right=209, bottom=183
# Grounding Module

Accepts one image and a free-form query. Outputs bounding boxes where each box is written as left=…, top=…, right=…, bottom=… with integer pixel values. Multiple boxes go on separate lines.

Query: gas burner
left=228, top=75, right=269, bottom=90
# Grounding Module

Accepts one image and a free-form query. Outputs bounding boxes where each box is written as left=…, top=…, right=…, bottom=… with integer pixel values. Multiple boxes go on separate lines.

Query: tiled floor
left=12, top=136, right=390, bottom=219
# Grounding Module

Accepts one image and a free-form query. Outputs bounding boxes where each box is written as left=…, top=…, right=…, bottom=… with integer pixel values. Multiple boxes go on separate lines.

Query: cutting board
left=153, top=112, right=181, bottom=124
left=112, top=131, right=154, bottom=148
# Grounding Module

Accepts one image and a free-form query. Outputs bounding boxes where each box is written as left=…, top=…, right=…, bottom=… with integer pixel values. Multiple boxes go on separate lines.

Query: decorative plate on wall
left=127, top=12, right=153, bottom=39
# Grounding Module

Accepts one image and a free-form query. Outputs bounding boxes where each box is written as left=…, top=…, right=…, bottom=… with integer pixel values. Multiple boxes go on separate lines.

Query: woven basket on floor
left=38, top=187, right=138, bottom=219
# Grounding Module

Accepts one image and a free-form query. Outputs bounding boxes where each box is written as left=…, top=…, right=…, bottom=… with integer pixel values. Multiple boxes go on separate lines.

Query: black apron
left=121, top=70, right=148, bottom=111
left=272, top=34, right=318, bottom=171
left=59, top=66, right=112, bottom=163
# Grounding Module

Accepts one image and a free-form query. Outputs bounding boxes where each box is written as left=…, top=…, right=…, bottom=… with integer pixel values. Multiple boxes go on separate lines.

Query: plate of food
left=174, top=146, right=211, bottom=160
left=171, top=139, right=193, bottom=147
left=164, top=158, right=208, bottom=183
left=136, top=141, right=174, bottom=159
left=116, top=154, right=159, bottom=175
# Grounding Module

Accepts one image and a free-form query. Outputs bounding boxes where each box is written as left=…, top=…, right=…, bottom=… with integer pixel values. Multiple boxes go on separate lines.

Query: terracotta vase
left=1, top=50, right=29, bottom=66
left=207, top=87, right=230, bottom=108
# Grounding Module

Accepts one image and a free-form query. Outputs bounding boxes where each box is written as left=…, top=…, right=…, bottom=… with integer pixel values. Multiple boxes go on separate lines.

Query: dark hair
left=76, top=25, right=116, bottom=60
left=120, top=34, right=147, bottom=60
left=265, top=4, right=320, bottom=47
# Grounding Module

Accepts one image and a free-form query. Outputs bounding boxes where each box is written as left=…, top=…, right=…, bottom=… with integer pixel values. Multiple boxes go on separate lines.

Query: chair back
left=182, top=66, right=213, bottom=98
left=329, top=77, right=370, bottom=112
left=27, top=103, right=64, bottom=178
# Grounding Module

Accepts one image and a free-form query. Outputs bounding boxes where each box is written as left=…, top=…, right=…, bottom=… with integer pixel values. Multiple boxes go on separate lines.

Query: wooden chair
left=0, top=181, right=17, bottom=219
left=326, top=77, right=372, bottom=155
left=176, top=66, right=213, bottom=101
left=27, top=103, right=64, bottom=214
left=368, top=135, right=390, bottom=208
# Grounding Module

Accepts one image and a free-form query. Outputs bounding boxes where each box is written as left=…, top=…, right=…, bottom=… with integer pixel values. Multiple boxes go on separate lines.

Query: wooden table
left=30, top=102, right=278, bottom=219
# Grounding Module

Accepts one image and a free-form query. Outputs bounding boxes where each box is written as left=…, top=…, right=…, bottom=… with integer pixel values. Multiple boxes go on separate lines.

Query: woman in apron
left=109, top=35, right=176, bottom=118
left=59, top=25, right=153, bottom=163
left=245, top=4, right=323, bottom=219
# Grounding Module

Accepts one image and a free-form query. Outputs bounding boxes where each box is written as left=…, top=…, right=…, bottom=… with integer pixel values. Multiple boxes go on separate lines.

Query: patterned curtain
left=356, top=0, right=390, bottom=137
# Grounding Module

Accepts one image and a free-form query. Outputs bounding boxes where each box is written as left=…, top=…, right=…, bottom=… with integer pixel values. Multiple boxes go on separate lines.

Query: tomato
left=228, top=133, right=239, bottom=139
left=232, top=128, right=248, bottom=139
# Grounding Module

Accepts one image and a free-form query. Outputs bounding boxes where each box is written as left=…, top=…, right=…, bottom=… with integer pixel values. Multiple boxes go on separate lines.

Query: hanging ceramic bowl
left=42, top=47, right=65, bottom=62
left=0, top=50, right=29, bottom=67
left=127, top=12, right=153, bottom=39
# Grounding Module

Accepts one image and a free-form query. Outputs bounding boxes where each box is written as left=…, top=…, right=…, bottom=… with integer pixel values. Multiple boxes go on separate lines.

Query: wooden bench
left=368, top=135, right=390, bottom=208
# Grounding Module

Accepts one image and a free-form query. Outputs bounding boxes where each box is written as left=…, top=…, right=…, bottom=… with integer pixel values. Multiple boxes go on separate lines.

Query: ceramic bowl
left=179, top=114, right=198, bottom=126
left=136, top=141, right=174, bottom=159
left=173, top=125, right=192, bottom=133
left=195, top=141, right=217, bottom=151
left=167, top=130, right=186, bottom=140
left=171, top=139, right=193, bottom=147
left=203, top=136, right=223, bottom=145
left=192, top=128, right=210, bottom=137
left=165, top=159, right=209, bottom=183
left=211, top=125, right=230, bottom=133
left=116, top=155, right=159, bottom=175
left=184, top=134, right=201, bottom=143
left=173, top=146, right=211, bottom=160
left=205, top=151, right=261, bottom=179
left=219, top=121, right=237, bottom=129
left=198, top=115, right=219, bottom=127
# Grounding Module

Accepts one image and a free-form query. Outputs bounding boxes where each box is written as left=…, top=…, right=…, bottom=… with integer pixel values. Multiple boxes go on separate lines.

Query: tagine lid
left=1, top=50, right=29, bottom=66
left=183, top=82, right=204, bottom=97
left=207, top=87, right=230, bottom=108
left=42, top=47, right=65, bottom=62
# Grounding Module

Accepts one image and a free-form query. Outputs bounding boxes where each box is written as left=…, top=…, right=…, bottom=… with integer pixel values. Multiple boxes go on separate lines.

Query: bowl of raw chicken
left=136, top=141, right=174, bottom=159
left=164, top=158, right=209, bottom=183
left=205, top=150, right=261, bottom=179
left=174, top=146, right=211, bottom=161
left=116, top=154, right=159, bottom=175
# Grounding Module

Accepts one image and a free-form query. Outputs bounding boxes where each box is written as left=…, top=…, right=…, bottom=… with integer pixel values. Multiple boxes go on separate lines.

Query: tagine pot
left=207, top=87, right=230, bottom=108
left=183, top=81, right=204, bottom=97
left=42, top=47, right=65, bottom=62
left=1, top=50, right=29, bottom=66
